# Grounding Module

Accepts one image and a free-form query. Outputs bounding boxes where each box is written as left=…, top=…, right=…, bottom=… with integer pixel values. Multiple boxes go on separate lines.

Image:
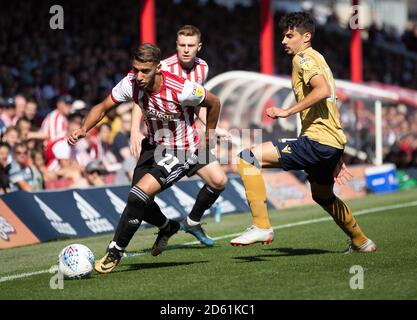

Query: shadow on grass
left=233, top=247, right=336, bottom=263
left=168, top=243, right=214, bottom=251
left=266, top=247, right=337, bottom=256
left=133, top=243, right=212, bottom=255
left=116, top=260, right=209, bottom=273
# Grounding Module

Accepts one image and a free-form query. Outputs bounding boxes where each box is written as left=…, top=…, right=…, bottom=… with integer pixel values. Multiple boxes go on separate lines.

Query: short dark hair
left=279, top=12, right=315, bottom=39
left=13, top=142, right=28, bottom=153
left=133, top=43, right=161, bottom=64
left=0, top=141, right=11, bottom=151
left=4, top=126, right=18, bottom=135
left=68, top=112, right=83, bottom=123
left=177, top=25, right=201, bottom=42
left=16, top=116, right=31, bottom=126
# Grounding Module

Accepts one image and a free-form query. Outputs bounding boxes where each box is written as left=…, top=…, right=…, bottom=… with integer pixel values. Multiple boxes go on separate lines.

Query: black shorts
left=273, top=136, right=344, bottom=185
left=131, top=139, right=217, bottom=189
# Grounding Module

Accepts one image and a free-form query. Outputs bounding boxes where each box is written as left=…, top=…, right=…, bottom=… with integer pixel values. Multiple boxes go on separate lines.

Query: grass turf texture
left=0, top=189, right=416, bottom=300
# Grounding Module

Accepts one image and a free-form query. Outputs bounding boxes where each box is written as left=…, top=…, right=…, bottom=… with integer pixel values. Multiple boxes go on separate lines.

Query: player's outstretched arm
left=266, top=74, right=331, bottom=119
left=199, top=90, right=221, bottom=145
left=68, top=94, right=117, bottom=145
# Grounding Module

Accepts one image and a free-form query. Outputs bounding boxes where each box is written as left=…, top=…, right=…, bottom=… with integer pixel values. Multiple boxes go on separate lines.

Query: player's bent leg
left=181, top=161, right=227, bottom=247
left=136, top=174, right=181, bottom=256
left=95, top=175, right=169, bottom=273
left=249, top=141, right=282, bottom=168
left=196, top=161, right=228, bottom=190
left=230, top=142, right=279, bottom=246
left=151, top=218, right=181, bottom=256
left=95, top=180, right=156, bottom=273
left=136, top=173, right=163, bottom=195
left=310, top=182, right=376, bottom=253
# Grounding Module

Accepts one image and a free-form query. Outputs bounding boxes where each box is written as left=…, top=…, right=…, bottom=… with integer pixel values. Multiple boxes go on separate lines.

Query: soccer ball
left=58, top=244, right=95, bottom=279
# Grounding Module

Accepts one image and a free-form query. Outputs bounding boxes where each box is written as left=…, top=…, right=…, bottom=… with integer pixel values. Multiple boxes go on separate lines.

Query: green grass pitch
left=1, top=189, right=416, bottom=300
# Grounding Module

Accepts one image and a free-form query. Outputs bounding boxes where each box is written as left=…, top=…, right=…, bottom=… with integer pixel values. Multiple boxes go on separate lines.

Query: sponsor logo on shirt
left=144, top=109, right=178, bottom=121
left=300, top=57, right=312, bottom=71
left=192, top=84, right=204, bottom=97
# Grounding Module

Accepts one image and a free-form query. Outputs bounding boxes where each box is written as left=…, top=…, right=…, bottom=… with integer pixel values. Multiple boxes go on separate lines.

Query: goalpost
left=206, top=71, right=400, bottom=165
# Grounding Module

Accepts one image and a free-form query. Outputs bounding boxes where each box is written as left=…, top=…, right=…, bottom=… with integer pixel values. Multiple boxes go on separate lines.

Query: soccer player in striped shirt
left=68, top=43, right=227, bottom=273
left=40, top=95, right=72, bottom=172
left=131, top=25, right=209, bottom=157
left=162, top=25, right=208, bottom=85
left=130, top=25, right=227, bottom=247
left=161, top=25, right=210, bottom=139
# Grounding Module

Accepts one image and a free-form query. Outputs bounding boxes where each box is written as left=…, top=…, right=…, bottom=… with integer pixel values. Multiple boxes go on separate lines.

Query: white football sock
left=187, top=216, right=200, bottom=226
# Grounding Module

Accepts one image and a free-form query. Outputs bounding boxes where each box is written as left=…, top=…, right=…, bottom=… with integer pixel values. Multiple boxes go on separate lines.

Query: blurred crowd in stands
left=1, top=0, right=417, bottom=193
left=0, top=93, right=137, bottom=194
left=340, top=102, right=417, bottom=169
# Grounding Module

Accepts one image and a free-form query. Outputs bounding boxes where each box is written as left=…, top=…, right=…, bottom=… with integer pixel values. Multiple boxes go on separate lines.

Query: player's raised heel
left=151, top=220, right=181, bottom=256
left=180, top=219, right=214, bottom=247
left=344, top=238, right=377, bottom=254
left=230, top=225, right=274, bottom=246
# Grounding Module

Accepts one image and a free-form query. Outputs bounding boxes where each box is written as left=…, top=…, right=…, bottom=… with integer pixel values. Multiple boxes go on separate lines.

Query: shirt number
left=157, top=153, right=180, bottom=173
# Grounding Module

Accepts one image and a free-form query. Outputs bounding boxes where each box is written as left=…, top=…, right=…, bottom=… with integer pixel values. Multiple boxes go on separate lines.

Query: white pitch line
left=0, top=269, right=51, bottom=283
left=204, top=199, right=417, bottom=242
left=1, top=200, right=417, bottom=283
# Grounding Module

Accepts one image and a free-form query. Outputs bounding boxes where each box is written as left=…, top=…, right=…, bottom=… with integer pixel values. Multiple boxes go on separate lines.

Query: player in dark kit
left=231, top=12, right=376, bottom=254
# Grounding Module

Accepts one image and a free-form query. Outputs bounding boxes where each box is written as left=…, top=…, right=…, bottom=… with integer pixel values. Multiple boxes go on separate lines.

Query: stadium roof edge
left=206, top=71, right=408, bottom=104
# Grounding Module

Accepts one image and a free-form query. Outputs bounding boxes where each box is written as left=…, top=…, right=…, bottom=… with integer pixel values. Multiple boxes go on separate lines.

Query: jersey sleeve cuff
left=110, top=92, right=120, bottom=104
left=306, top=72, right=320, bottom=85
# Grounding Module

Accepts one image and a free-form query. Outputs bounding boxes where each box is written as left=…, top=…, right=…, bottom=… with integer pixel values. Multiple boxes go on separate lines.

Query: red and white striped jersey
left=44, top=137, right=71, bottom=171
left=41, top=110, right=68, bottom=144
left=161, top=54, right=209, bottom=85
left=111, top=70, right=206, bottom=151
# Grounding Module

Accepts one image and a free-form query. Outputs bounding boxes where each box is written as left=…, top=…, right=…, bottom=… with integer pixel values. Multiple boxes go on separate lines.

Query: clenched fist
left=266, top=107, right=290, bottom=119
left=68, top=128, right=87, bottom=145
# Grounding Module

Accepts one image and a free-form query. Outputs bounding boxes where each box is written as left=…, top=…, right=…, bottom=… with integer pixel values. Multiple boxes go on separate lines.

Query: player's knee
left=127, top=187, right=150, bottom=207
left=127, top=193, right=144, bottom=207
left=209, top=173, right=228, bottom=190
